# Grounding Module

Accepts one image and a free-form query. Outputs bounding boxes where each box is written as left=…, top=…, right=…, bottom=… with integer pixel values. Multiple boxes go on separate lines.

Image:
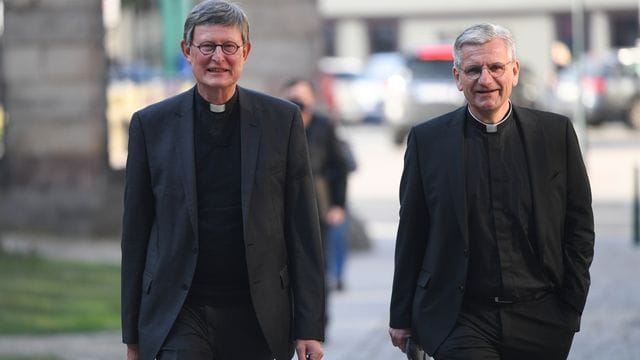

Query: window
left=367, top=18, right=398, bottom=53
left=609, top=10, right=639, bottom=48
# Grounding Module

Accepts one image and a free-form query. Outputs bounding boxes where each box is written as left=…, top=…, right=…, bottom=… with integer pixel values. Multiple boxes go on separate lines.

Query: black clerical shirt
left=463, top=106, right=551, bottom=303
left=187, top=89, right=251, bottom=306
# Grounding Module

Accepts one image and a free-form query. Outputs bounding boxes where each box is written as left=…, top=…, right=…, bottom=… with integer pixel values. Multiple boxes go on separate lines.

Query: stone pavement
left=1, top=124, right=639, bottom=359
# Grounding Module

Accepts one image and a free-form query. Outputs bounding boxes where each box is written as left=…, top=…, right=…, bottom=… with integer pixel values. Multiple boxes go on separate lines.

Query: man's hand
left=126, top=344, right=139, bottom=360
left=295, top=339, right=324, bottom=360
left=389, top=327, right=412, bottom=353
left=325, top=206, right=345, bottom=226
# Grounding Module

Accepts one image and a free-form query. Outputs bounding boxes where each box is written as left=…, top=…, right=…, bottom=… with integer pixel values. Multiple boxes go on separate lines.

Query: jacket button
left=463, top=249, right=469, bottom=257
left=181, top=284, right=189, bottom=291
left=458, top=284, right=465, bottom=293
left=192, top=247, right=198, bottom=254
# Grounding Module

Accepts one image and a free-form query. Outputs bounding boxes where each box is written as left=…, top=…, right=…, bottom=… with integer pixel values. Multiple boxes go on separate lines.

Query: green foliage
left=0, top=254, right=121, bottom=334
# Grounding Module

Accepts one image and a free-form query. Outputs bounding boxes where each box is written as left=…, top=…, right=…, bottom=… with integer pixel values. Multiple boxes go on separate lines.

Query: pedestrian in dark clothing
left=389, top=23, right=594, bottom=360
left=282, top=78, right=351, bottom=337
left=282, top=78, right=349, bottom=244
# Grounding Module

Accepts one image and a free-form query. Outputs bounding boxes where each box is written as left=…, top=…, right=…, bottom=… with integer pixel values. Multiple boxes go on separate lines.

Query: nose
left=477, top=67, right=493, bottom=84
left=210, top=45, right=224, bottom=59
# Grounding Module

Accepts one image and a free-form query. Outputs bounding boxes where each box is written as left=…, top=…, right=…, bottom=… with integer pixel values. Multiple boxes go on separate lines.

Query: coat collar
left=512, top=106, right=550, bottom=193
left=512, top=106, right=551, bottom=259
left=176, top=87, right=198, bottom=238
left=237, top=86, right=262, bottom=226
left=444, top=107, right=468, bottom=242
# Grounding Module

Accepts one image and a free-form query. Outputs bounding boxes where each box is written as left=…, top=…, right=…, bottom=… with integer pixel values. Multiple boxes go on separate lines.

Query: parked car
left=318, top=56, right=364, bottom=125
left=106, top=62, right=193, bottom=169
left=511, top=65, right=545, bottom=110
left=319, top=54, right=406, bottom=125
left=384, top=44, right=465, bottom=144
left=549, top=48, right=640, bottom=128
left=346, top=52, right=406, bottom=124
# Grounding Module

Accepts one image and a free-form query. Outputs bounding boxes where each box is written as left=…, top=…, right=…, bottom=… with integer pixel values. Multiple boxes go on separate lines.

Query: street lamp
left=0, top=0, right=4, bottom=37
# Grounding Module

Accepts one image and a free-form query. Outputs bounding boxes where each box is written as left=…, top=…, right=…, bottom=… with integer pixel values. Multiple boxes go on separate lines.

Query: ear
left=511, top=59, right=520, bottom=87
left=180, top=40, right=193, bottom=64
left=453, top=67, right=463, bottom=91
left=242, top=42, right=252, bottom=61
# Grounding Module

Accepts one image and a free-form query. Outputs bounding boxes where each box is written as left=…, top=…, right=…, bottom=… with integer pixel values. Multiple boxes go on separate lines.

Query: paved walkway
left=2, top=213, right=638, bottom=360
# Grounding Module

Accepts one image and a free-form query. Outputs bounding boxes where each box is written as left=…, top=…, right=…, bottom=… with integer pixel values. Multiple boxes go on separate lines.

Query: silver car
left=549, top=48, right=640, bottom=129
left=384, top=44, right=465, bottom=144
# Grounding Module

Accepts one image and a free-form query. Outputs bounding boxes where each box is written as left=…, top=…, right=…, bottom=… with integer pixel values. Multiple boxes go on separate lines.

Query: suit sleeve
left=285, top=110, right=326, bottom=341
left=121, top=113, right=155, bottom=344
left=559, top=120, right=595, bottom=314
left=389, top=129, right=430, bottom=329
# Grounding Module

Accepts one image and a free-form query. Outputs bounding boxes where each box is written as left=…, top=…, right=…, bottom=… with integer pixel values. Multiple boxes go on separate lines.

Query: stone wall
left=0, top=0, right=119, bottom=236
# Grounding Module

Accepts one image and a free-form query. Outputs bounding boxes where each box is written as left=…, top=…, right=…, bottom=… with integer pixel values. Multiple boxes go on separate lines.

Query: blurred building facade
left=319, top=0, right=640, bottom=96
left=104, top=0, right=323, bottom=170
left=104, top=0, right=323, bottom=92
left=0, top=0, right=117, bottom=235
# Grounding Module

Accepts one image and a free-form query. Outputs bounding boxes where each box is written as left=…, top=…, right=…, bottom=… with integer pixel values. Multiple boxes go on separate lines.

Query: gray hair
left=453, top=23, right=516, bottom=69
left=183, top=0, right=250, bottom=45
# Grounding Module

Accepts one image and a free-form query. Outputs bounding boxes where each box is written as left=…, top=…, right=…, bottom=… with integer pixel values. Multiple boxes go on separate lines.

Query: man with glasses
left=389, top=23, right=594, bottom=359
left=121, top=1, right=325, bottom=359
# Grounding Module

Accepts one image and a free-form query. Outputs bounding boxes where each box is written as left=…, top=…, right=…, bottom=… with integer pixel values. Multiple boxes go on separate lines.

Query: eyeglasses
left=460, top=60, right=513, bottom=80
left=191, top=41, right=243, bottom=56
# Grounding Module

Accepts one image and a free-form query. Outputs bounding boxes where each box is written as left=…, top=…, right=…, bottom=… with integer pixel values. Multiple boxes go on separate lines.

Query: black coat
left=305, top=113, right=348, bottom=213
left=389, top=105, right=594, bottom=354
left=121, top=86, right=325, bottom=360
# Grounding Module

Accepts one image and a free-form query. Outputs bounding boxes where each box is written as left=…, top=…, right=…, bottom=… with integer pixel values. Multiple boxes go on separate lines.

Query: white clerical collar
left=209, top=103, right=226, bottom=113
left=468, top=101, right=512, bottom=133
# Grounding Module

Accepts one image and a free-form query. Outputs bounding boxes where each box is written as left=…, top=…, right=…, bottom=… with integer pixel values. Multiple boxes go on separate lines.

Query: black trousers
left=157, top=303, right=273, bottom=360
left=434, top=294, right=578, bottom=360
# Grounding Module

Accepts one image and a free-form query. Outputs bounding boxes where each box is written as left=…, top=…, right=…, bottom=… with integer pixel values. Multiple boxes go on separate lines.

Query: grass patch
left=0, top=356, right=61, bottom=360
left=0, top=253, right=120, bottom=334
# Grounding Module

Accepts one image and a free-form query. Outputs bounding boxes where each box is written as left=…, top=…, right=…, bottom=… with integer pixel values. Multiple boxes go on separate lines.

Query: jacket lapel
left=237, top=87, right=261, bottom=226
left=513, top=106, right=550, bottom=258
left=445, top=107, right=468, bottom=243
left=176, top=87, right=199, bottom=239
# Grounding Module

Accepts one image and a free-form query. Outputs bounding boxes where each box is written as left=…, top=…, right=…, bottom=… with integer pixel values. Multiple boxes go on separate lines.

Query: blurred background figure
left=282, top=78, right=354, bottom=293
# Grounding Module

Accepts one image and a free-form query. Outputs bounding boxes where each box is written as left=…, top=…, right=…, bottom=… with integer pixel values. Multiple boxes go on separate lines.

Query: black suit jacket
left=121, top=86, right=325, bottom=360
left=389, top=105, right=594, bottom=354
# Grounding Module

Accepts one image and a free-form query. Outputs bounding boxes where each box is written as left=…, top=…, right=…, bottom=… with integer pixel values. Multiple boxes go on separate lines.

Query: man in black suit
left=121, top=1, right=325, bottom=359
left=389, top=23, right=594, bottom=359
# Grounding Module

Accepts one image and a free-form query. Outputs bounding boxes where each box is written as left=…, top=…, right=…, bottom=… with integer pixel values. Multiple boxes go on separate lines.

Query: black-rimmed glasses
left=191, top=41, right=243, bottom=56
left=460, top=60, right=513, bottom=80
